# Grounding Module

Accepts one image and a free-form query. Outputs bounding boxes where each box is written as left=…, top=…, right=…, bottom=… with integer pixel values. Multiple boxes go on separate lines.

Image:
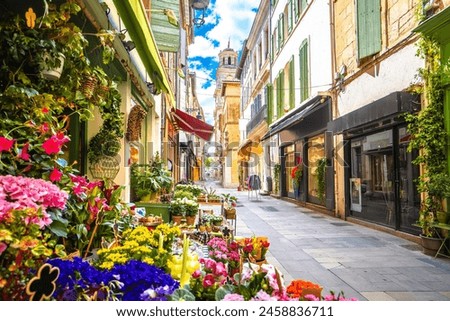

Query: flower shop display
left=0, top=175, right=68, bottom=300
left=94, top=224, right=180, bottom=272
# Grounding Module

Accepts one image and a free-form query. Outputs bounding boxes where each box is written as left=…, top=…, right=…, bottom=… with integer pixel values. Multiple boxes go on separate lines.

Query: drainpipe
left=329, top=0, right=342, bottom=218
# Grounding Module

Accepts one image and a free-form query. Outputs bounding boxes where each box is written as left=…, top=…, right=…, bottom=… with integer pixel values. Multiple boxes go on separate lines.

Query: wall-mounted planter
left=40, top=52, right=65, bottom=81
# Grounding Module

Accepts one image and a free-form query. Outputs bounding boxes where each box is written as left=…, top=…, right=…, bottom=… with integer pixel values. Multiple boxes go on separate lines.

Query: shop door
left=283, top=144, right=295, bottom=198
left=350, top=128, right=419, bottom=230
left=350, top=130, right=395, bottom=227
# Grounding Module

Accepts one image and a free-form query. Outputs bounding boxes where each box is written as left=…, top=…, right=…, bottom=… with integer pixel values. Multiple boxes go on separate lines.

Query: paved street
left=202, top=180, right=450, bottom=301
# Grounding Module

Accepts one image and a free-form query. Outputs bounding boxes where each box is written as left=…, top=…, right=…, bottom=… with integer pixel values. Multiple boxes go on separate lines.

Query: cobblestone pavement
left=199, top=179, right=450, bottom=301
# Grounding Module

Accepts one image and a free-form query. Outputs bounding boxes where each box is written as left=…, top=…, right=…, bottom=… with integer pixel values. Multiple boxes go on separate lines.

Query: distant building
left=214, top=44, right=240, bottom=188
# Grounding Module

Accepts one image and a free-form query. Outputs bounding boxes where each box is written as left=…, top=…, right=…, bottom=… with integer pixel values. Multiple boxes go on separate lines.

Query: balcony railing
left=246, top=104, right=267, bottom=134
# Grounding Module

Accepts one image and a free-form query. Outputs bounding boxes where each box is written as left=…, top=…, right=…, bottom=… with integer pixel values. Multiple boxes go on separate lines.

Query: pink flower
left=42, top=133, right=70, bottom=155
left=0, top=137, right=14, bottom=152
left=38, top=123, right=50, bottom=134
left=214, top=262, right=228, bottom=277
left=251, top=290, right=277, bottom=301
left=202, top=274, right=215, bottom=287
left=49, top=168, right=62, bottom=182
left=192, top=270, right=202, bottom=278
left=0, top=242, right=7, bottom=255
left=222, top=293, right=244, bottom=301
left=19, top=143, right=30, bottom=161
left=304, top=294, right=320, bottom=301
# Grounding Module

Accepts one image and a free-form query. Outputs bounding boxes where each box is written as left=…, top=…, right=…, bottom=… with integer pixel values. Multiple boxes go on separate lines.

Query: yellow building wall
left=334, top=0, right=419, bottom=80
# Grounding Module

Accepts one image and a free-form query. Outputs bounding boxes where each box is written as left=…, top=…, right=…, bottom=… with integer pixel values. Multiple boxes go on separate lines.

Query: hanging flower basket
left=89, top=156, right=120, bottom=180
left=40, top=52, right=65, bottom=81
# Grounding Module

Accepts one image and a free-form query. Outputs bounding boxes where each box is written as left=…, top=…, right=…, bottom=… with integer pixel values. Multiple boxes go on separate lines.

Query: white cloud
left=188, top=0, right=259, bottom=58
left=207, top=0, right=259, bottom=50
left=188, top=36, right=219, bottom=59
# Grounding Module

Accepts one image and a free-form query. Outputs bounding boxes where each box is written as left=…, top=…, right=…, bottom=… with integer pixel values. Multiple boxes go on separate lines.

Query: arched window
left=228, top=57, right=231, bottom=65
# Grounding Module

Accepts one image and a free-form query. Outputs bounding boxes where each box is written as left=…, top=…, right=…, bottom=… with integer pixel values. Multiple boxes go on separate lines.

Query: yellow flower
left=0, top=229, right=12, bottom=242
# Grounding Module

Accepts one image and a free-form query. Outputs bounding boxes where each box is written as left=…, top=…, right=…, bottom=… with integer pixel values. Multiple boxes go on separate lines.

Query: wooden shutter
left=301, top=0, right=307, bottom=13
left=356, top=0, right=381, bottom=59
left=288, top=1, right=293, bottom=32
left=299, top=40, right=309, bottom=102
left=289, top=57, right=295, bottom=110
left=266, top=84, right=273, bottom=124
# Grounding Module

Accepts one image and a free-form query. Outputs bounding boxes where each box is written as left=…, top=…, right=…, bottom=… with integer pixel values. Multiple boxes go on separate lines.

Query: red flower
left=0, top=137, right=14, bottom=152
left=42, top=133, right=69, bottom=155
left=38, top=123, right=50, bottom=134
left=202, top=274, right=215, bottom=287
left=42, top=107, right=50, bottom=113
left=42, top=136, right=62, bottom=155
left=19, top=143, right=30, bottom=161
left=49, top=168, right=62, bottom=182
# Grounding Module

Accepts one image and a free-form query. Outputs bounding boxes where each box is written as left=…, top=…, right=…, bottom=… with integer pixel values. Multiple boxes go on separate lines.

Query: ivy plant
left=405, top=36, right=450, bottom=236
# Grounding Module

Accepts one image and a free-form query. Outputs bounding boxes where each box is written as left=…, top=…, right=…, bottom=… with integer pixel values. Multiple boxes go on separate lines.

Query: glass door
left=350, top=127, right=420, bottom=230
left=284, top=144, right=295, bottom=198
left=350, top=130, right=395, bottom=227
left=307, top=134, right=325, bottom=205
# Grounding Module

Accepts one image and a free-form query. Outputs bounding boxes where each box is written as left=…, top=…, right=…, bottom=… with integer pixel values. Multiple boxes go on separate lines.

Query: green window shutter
left=276, top=74, right=281, bottom=118
left=299, top=39, right=309, bottom=102
left=266, top=84, right=273, bottom=124
left=356, top=0, right=381, bottom=59
left=301, top=0, right=307, bottom=14
left=288, top=1, right=293, bottom=32
left=277, top=15, right=283, bottom=48
left=294, top=0, right=299, bottom=21
left=289, top=57, right=295, bottom=110
left=280, top=69, right=285, bottom=115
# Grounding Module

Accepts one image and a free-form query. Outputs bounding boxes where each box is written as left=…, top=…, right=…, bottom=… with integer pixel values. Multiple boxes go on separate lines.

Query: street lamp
left=191, top=0, right=210, bottom=27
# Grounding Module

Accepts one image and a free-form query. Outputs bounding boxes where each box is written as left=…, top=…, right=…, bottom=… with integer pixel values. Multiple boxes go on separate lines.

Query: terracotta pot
left=225, top=208, right=236, bottom=219
left=301, top=287, right=323, bottom=300
left=171, top=215, right=183, bottom=225
left=186, top=215, right=196, bottom=226
left=420, top=234, right=442, bottom=256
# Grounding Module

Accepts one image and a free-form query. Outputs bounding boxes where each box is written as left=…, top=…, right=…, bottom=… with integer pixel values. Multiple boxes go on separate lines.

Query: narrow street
left=202, top=180, right=450, bottom=301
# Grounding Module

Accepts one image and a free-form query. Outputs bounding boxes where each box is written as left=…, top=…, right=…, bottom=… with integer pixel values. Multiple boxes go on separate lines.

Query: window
left=356, top=0, right=381, bottom=60
left=299, top=39, right=309, bottom=102
left=228, top=57, right=231, bottom=65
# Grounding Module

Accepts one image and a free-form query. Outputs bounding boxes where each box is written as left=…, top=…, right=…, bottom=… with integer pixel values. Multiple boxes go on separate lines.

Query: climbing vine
left=316, top=157, right=327, bottom=203
left=404, top=35, right=450, bottom=235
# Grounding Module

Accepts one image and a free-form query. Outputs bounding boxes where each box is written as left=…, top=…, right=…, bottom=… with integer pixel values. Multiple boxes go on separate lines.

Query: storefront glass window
left=285, top=144, right=295, bottom=196
left=307, top=134, right=325, bottom=204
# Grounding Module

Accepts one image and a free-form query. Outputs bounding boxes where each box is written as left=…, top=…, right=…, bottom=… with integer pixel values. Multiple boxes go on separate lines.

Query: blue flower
left=47, top=258, right=178, bottom=301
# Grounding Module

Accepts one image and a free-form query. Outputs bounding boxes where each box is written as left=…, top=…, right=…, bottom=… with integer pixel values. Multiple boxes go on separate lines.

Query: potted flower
left=291, top=163, right=303, bottom=198
left=169, top=199, right=185, bottom=225
left=184, top=199, right=199, bottom=226
left=221, top=193, right=237, bottom=219
left=130, top=153, right=173, bottom=202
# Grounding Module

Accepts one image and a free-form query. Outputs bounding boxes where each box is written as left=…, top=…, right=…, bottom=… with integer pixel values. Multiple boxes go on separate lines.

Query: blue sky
left=188, top=0, right=260, bottom=125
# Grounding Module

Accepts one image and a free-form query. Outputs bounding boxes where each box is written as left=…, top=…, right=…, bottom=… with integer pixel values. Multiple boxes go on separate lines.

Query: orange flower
left=286, top=279, right=321, bottom=298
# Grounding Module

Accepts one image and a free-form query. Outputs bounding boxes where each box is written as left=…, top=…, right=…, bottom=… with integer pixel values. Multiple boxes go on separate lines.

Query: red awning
left=171, top=108, right=214, bottom=141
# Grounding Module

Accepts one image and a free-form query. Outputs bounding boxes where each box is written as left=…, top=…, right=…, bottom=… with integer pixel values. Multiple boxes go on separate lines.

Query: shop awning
left=261, top=96, right=322, bottom=141
left=171, top=108, right=214, bottom=141
left=413, top=6, right=450, bottom=42
left=113, top=0, right=175, bottom=106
